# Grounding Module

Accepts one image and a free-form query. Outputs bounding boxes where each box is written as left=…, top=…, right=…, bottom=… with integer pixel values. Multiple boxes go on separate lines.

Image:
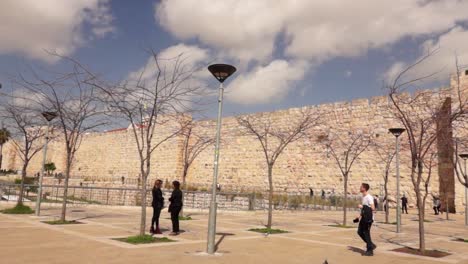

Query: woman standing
left=168, top=180, right=183, bottom=235
left=150, top=179, right=164, bottom=234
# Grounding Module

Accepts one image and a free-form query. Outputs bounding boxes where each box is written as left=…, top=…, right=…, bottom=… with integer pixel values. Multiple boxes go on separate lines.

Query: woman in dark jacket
left=151, top=179, right=164, bottom=234
left=168, top=180, right=183, bottom=235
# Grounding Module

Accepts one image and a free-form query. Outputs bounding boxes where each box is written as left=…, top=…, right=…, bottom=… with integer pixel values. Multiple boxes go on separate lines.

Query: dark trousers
left=170, top=206, right=182, bottom=232
left=151, top=207, right=161, bottom=229
left=402, top=204, right=408, bottom=214
left=433, top=205, right=440, bottom=215
left=358, top=220, right=373, bottom=252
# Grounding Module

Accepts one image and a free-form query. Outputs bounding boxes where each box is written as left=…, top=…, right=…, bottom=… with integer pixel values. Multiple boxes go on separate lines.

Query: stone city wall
left=2, top=73, right=468, bottom=211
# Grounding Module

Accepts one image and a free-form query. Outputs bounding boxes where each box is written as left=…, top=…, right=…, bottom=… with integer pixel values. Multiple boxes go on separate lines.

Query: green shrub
left=1, top=204, right=34, bottom=214
left=114, top=235, right=175, bottom=244
left=248, top=228, right=289, bottom=234
left=179, top=216, right=193, bottom=221
left=43, top=220, right=81, bottom=225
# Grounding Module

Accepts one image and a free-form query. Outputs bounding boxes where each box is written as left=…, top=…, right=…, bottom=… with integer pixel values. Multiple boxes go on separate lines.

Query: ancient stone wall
left=2, top=73, right=468, bottom=211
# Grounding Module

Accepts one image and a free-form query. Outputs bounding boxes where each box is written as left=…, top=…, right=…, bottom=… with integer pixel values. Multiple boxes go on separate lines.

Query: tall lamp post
left=459, top=153, right=468, bottom=226
left=206, top=64, right=236, bottom=254
left=35, top=111, right=57, bottom=216
left=389, top=128, right=405, bottom=233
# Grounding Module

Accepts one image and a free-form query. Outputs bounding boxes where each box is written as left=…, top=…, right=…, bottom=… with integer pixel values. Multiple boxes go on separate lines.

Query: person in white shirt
left=354, top=183, right=376, bottom=256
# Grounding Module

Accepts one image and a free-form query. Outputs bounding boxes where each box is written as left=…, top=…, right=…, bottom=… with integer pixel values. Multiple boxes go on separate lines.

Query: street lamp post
left=460, top=153, right=468, bottom=226
left=35, top=111, right=57, bottom=216
left=389, top=128, right=405, bottom=233
left=206, top=64, right=236, bottom=254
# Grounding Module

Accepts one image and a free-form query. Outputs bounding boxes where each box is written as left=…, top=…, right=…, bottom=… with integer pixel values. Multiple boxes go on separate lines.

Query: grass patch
left=248, top=228, right=289, bottom=234
left=392, top=247, right=450, bottom=258
left=454, top=238, right=468, bottom=243
left=411, top=219, right=433, bottom=223
left=327, top=224, right=354, bottom=228
left=1, top=204, right=34, bottom=214
left=179, top=216, right=193, bottom=221
left=42, top=220, right=82, bottom=225
left=114, top=235, right=175, bottom=244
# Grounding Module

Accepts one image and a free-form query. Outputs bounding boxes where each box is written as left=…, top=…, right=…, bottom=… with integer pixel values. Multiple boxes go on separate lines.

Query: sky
left=1, top=0, right=468, bottom=119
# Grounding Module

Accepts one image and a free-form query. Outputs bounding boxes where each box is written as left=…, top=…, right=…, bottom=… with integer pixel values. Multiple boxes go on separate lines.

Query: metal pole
left=465, top=158, right=467, bottom=226
left=35, top=122, right=50, bottom=216
left=396, top=135, right=401, bottom=233
left=207, top=82, right=224, bottom=254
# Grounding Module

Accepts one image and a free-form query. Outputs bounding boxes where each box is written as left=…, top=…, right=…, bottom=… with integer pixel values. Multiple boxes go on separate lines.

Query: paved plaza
left=1, top=202, right=468, bottom=264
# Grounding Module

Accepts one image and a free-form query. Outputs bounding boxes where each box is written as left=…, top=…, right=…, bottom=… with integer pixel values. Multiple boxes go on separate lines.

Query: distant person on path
left=374, top=195, right=379, bottom=211
left=150, top=179, right=164, bottom=234
left=309, top=188, right=314, bottom=197
left=168, top=180, right=183, bottom=236
left=401, top=195, right=408, bottom=214
left=321, top=189, right=325, bottom=199
left=354, top=183, right=376, bottom=257
left=433, top=196, right=441, bottom=215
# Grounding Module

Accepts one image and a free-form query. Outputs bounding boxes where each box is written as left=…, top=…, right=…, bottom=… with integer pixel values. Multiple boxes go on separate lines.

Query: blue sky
left=1, top=0, right=467, bottom=119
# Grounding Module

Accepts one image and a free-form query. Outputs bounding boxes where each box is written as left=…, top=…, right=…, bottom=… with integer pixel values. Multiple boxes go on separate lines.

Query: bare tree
left=0, top=94, right=45, bottom=206
left=179, top=119, right=215, bottom=216
left=83, top=50, right=205, bottom=235
left=323, top=129, right=372, bottom=226
left=237, top=108, right=320, bottom=229
left=0, top=127, right=11, bottom=170
left=14, top=62, right=107, bottom=221
left=374, top=141, right=396, bottom=224
left=180, top=119, right=214, bottom=190
left=386, top=51, right=467, bottom=253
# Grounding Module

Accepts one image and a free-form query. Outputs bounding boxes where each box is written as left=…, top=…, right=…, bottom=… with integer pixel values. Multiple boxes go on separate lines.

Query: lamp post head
left=389, top=128, right=405, bottom=137
left=208, top=64, right=236, bottom=83
left=459, top=153, right=468, bottom=160
left=42, top=111, right=57, bottom=122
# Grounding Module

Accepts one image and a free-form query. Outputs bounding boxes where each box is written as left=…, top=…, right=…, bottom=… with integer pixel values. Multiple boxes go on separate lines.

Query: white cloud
left=384, top=27, right=468, bottom=84
left=0, top=0, right=114, bottom=62
left=226, top=60, right=309, bottom=105
left=127, top=43, right=210, bottom=84
left=156, top=0, right=468, bottom=64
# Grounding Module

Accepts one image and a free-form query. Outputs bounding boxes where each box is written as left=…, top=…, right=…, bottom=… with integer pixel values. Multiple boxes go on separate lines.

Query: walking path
left=1, top=202, right=467, bottom=264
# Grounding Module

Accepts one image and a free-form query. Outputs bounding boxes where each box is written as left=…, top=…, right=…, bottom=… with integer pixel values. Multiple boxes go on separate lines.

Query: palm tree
left=0, top=128, right=11, bottom=170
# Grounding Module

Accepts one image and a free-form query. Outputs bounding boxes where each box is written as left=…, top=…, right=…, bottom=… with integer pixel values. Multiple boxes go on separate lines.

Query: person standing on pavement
left=354, top=183, right=376, bottom=257
left=401, top=194, right=408, bottom=214
left=150, top=179, right=164, bottom=234
left=168, top=180, right=183, bottom=236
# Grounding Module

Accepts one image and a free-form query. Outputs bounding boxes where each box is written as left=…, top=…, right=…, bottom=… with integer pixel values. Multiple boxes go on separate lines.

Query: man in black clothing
left=354, top=183, right=376, bottom=256
left=401, top=195, right=408, bottom=214
left=150, top=179, right=164, bottom=234
left=169, top=180, right=183, bottom=235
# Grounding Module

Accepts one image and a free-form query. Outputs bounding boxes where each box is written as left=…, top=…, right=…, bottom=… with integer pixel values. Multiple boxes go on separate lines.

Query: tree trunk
left=446, top=197, right=449, bottom=220
left=418, top=197, right=426, bottom=253
left=0, top=144, right=3, bottom=170
left=384, top=181, right=389, bottom=224
left=267, top=164, right=274, bottom=229
left=180, top=167, right=187, bottom=217
left=343, top=175, right=348, bottom=226
left=139, top=174, right=147, bottom=236
left=17, top=163, right=28, bottom=206
left=60, top=163, right=71, bottom=221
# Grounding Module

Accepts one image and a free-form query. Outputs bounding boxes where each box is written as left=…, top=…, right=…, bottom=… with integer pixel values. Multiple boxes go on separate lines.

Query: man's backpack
left=361, top=205, right=373, bottom=223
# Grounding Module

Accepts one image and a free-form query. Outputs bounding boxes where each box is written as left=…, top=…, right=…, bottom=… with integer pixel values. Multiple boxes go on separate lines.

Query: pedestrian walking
left=309, top=188, right=314, bottom=197
left=374, top=195, right=379, bottom=211
left=168, top=180, right=183, bottom=236
left=150, top=179, right=164, bottom=234
left=401, top=195, right=408, bottom=214
left=354, top=183, right=376, bottom=256
left=433, top=195, right=441, bottom=215
left=321, top=189, right=325, bottom=199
